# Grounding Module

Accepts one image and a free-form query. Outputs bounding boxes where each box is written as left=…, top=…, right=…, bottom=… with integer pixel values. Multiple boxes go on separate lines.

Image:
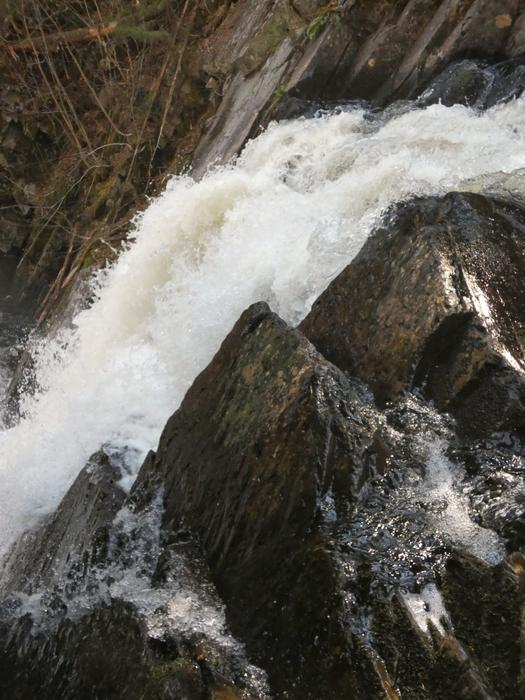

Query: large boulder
left=132, top=302, right=389, bottom=699
left=131, top=296, right=525, bottom=698
left=300, top=192, right=525, bottom=437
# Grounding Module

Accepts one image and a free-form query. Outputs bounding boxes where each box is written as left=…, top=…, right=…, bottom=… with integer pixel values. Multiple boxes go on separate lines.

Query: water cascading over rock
left=1, top=27, right=525, bottom=700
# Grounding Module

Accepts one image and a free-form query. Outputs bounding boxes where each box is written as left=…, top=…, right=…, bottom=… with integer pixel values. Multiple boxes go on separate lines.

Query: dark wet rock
left=0, top=449, right=270, bottom=699
left=0, top=450, right=126, bottom=596
left=0, top=308, right=28, bottom=420
left=270, top=94, right=326, bottom=120
left=300, top=192, right=525, bottom=437
left=132, top=302, right=389, bottom=699
left=371, top=589, right=502, bottom=700
left=419, top=58, right=525, bottom=109
left=456, top=435, right=525, bottom=549
left=316, top=0, right=525, bottom=105
left=0, top=601, right=156, bottom=700
left=0, top=598, right=268, bottom=700
left=129, top=299, right=525, bottom=698
left=139, top=301, right=382, bottom=544
left=441, top=549, right=524, bottom=700
left=0, top=464, right=269, bottom=700
left=269, top=70, right=525, bottom=135
left=420, top=60, right=500, bottom=108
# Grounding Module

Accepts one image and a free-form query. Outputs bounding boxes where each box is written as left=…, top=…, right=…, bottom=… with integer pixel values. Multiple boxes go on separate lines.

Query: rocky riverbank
left=1, top=2, right=525, bottom=699
left=0, top=189, right=524, bottom=698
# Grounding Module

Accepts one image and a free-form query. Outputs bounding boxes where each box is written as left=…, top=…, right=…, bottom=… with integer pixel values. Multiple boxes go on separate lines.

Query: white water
left=420, top=440, right=506, bottom=565
left=403, top=583, right=451, bottom=637
left=1, top=98, right=525, bottom=557
left=11, top=494, right=269, bottom=693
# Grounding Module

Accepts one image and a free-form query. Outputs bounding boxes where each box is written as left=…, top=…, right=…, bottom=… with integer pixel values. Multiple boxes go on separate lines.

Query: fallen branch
left=4, top=22, right=118, bottom=55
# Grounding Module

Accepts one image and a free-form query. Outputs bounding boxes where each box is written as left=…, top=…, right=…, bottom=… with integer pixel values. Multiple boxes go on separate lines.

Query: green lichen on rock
left=306, top=3, right=340, bottom=41
left=306, top=11, right=329, bottom=40
left=237, top=1, right=306, bottom=75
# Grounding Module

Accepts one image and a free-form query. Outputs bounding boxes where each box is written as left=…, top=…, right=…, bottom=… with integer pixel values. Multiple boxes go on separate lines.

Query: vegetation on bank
left=0, top=0, right=234, bottom=321
left=0, top=1, right=340, bottom=321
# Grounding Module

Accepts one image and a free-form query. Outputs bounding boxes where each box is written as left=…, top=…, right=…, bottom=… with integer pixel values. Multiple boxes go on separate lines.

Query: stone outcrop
left=192, top=0, right=525, bottom=174
left=131, top=302, right=388, bottom=699
left=3, top=192, right=524, bottom=698
left=300, top=192, right=525, bottom=437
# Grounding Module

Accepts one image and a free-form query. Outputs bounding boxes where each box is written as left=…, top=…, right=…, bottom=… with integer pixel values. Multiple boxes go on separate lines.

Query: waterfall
left=0, top=98, right=524, bottom=558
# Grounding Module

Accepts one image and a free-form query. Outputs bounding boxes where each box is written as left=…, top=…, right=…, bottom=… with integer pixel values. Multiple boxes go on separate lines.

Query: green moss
left=240, top=15, right=289, bottom=74
left=306, top=6, right=341, bottom=42
left=306, top=13, right=328, bottom=40
left=114, top=24, right=171, bottom=45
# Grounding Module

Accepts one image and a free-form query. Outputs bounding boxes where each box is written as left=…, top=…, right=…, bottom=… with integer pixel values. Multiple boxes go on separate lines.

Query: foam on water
left=419, top=440, right=506, bottom=565
left=9, top=493, right=267, bottom=690
left=402, top=583, right=452, bottom=637
left=0, top=98, right=525, bottom=556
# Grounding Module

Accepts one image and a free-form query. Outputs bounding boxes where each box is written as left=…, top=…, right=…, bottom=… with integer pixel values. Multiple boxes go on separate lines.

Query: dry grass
left=0, top=0, right=229, bottom=321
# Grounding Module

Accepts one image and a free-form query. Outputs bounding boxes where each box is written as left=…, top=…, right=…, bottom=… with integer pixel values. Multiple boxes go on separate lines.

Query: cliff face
left=1, top=0, right=524, bottom=319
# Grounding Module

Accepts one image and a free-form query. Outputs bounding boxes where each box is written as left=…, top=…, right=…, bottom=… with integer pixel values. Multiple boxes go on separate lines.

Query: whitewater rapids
left=0, top=98, right=525, bottom=557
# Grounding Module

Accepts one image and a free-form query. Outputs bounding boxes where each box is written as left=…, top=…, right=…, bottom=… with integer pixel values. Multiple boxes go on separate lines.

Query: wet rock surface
left=131, top=302, right=387, bottom=699
left=0, top=302, right=29, bottom=426
left=132, top=243, right=525, bottom=699
left=419, top=58, right=525, bottom=109
left=1, top=190, right=525, bottom=697
left=0, top=449, right=271, bottom=700
left=300, top=192, right=525, bottom=437
left=1, top=188, right=525, bottom=697
left=0, top=450, right=127, bottom=596
left=0, top=598, right=270, bottom=700
left=192, top=0, right=525, bottom=174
